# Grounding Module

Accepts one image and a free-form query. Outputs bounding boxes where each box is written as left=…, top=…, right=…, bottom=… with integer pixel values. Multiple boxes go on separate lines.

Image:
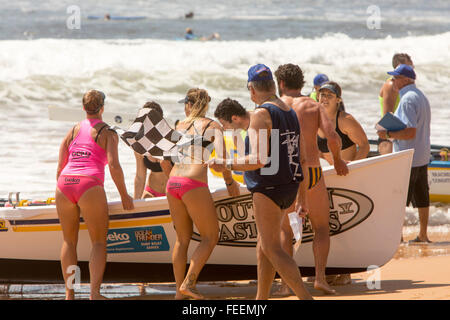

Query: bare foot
left=175, top=292, right=190, bottom=300
left=314, top=279, right=336, bottom=294
left=179, top=286, right=204, bottom=300
left=272, top=282, right=292, bottom=297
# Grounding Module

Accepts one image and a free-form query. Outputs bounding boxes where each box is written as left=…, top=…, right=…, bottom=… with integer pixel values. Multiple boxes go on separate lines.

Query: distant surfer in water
left=55, top=90, right=134, bottom=300
left=184, top=28, right=220, bottom=41
left=185, top=11, right=194, bottom=19
left=275, top=64, right=349, bottom=295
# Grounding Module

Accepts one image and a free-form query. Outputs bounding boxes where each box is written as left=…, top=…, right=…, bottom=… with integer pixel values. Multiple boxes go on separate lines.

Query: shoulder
left=339, top=111, right=359, bottom=127
left=202, top=118, right=222, bottom=131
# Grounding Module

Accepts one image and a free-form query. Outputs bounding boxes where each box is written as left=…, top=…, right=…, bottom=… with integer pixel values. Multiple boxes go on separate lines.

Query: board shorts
left=406, top=164, right=429, bottom=208
left=252, top=183, right=299, bottom=210
left=166, top=176, right=208, bottom=200
left=57, top=175, right=103, bottom=204
left=308, top=166, right=323, bottom=190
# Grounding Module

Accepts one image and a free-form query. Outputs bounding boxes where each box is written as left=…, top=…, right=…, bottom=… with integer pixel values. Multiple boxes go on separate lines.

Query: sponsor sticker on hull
left=107, top=226, right=170, bottom=253
left=0, top=219, right=8, bottom=232
left=191, top=188, right=374, bottom=247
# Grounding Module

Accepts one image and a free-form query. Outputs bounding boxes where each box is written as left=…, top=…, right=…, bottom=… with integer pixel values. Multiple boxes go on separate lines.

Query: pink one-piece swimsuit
left=57, top=119, right=108, bottom=204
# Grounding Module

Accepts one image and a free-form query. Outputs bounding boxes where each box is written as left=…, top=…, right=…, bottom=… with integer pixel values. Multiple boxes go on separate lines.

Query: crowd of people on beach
left=55, top=52, right=431, bottom=300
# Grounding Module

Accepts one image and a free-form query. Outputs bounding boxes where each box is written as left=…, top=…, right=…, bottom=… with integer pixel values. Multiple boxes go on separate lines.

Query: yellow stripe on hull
left=429, top=194, right=450, bottom=203
left=12, top=217, right=172, bottom=233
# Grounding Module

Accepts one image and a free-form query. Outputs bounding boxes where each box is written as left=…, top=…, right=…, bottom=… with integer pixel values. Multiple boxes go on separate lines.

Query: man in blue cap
left=377, top=64, right=431, bottom=243
left=310, top=73, right=329, bottom=102
left=207, top=63, right=312, bottom=300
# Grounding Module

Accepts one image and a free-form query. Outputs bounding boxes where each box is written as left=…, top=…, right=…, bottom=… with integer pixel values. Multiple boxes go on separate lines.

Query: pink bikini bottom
left=166, top=176, right=208, bottom=200
left=57, top=175, right=103, bottom=204
left=145, top=185, right=166, bottom=197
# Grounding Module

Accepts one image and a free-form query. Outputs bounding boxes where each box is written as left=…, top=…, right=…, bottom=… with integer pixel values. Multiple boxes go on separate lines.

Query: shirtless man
left=378, top=53, right=414, bottom=154
left=209, top=64, right=312, bottom=300
left=274, top=64, right=349, bottom=294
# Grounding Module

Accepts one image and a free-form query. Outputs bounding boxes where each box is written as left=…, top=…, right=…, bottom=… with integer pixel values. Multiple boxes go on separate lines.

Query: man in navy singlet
left=207, top=64, right=312, bottom=300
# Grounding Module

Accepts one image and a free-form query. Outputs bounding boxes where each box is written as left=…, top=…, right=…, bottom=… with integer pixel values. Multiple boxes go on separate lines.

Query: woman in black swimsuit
left=316, top=81, right=369, bottom=286
left=317, top=81, right=369, bottom=165
left=134, top=102, right=172, bottom=199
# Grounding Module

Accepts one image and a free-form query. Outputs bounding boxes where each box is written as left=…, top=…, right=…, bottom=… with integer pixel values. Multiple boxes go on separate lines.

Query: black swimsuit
left=143, top=156, right=163, bottom=172
left=317, top=110, right=355, bottom=153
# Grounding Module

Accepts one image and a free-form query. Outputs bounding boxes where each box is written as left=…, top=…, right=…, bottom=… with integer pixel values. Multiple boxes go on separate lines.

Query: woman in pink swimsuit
left=134, top=102, right=172, bottom=199
left=55, top=90, right=134, bottom=300
left=167, top=88, right=240, bottom=299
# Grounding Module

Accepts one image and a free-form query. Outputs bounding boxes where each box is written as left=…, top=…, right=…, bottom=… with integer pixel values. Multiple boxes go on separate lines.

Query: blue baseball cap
left=387, top=64, right=416, bottom=80
left=313, top=74, right=329, bottom=86
left=247, top=64, right=273, bottom=82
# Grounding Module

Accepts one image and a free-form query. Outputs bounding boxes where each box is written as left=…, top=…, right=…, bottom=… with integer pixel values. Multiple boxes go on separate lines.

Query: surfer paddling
left=208, top=64, right=312, bottom=300
left=275, top=64, right=349, bottom=295
left=55, top=90, right=134, bottom=300
left=167, top=88, right=239, bottom=300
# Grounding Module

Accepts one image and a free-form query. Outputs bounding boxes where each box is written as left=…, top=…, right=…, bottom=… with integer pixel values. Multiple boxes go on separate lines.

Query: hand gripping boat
left=0, top=150, right=413, bottom=284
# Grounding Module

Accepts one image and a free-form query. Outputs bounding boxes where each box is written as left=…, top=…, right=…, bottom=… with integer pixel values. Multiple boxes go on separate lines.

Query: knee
left=202, top=230, right=219, bottom=247
left=175, top=237, right=191, bottom=251
left=91, top=241, right=107, bottom=250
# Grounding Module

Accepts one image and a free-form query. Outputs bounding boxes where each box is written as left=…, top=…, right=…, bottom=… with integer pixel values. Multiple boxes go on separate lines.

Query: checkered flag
left=111, top=108, right=183, bottom=159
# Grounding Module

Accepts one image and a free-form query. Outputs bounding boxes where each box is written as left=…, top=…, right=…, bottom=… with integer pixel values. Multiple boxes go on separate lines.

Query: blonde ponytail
left=183, top=88, right=211, bottom=125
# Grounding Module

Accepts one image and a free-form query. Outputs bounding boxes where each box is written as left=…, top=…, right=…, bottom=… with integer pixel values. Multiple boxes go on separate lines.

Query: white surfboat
left=0, top=150, right=413, bottom=284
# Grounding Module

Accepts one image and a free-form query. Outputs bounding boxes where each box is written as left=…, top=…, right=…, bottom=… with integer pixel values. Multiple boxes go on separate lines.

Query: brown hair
left=82, top=90, right=105, bottom=115
left=320, top=81, right=345, bottom=112
left=183, top=88, right=211, bottom=124
left=392, top=53, right=412, bottom=68
left=143, top=101, right=163, bottom=117
left=274, top=64, right=305, bottom=91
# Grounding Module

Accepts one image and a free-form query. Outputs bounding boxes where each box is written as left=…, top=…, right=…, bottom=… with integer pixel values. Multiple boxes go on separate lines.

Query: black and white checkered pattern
left=112, top=108, right=183, bottom=159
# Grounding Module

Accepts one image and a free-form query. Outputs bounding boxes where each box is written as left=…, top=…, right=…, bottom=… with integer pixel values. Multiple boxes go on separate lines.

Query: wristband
left=225, top=180, right=234, bottom=186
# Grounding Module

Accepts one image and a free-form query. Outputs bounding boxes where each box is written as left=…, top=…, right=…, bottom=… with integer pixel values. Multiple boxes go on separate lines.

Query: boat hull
left=0, top=150, right=413, bottom=283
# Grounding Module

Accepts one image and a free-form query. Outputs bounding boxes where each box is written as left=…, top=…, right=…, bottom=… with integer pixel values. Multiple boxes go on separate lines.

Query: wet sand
left=1, top=230, right=449, bottom=300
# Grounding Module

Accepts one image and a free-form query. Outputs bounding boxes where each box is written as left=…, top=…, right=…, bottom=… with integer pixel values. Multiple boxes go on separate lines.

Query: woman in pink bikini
left=134, top=102, right=172, bottom=199
left=55, top=90, right=134, bottom=300
left=167, top=88, right=239, bottom=299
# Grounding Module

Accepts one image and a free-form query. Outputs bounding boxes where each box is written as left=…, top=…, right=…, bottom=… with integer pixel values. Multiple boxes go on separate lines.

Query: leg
left=307, top=179, right=336, bottom=294
left=167, top=193, right=193, bottom=299
left=55, top=188, right=80, bottom=300
left=179, top=187, right=219, bottom=299
left=417, top=206, right=430, bottom=242
left=253, top=193, right=312, bottom=300
left=77, top=186, right=109, bottom=300
left=273, top=212, right=294, bottom=296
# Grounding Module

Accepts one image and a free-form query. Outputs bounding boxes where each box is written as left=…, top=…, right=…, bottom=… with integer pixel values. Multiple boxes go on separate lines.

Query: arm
left=378, top=127, right=416, bottom=140
left=341, top=114, right=370, bottom=160
left=318, top=104, right=348, bottom=175
left=229, top=108, right=271, bottom=171
left=206, top=121, right=240, bottom=196
left=206, top=109, right=271, bottom=172
left=295, top=131, right=308, bottom=217
left=106, top=130, right=134, bottom=210
left=134, top=152, right=147, bottom=199
left=380, top=81, right=398, bottom=115
left=56, top=127, right=73, bottom=180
